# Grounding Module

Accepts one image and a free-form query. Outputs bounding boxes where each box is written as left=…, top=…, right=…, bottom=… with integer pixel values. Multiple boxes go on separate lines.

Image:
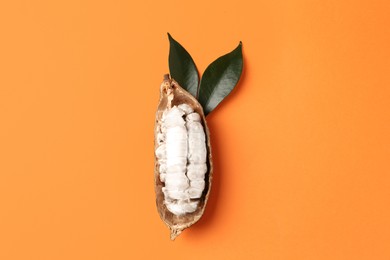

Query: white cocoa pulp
left=155, top=104, right=207, bottom=216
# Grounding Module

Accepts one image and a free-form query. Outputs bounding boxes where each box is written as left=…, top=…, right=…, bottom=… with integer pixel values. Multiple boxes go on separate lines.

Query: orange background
left=1, top=0, right=390, bottom=259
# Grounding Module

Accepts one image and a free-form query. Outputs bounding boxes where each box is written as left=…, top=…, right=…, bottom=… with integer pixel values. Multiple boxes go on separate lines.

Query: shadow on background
left=184, top=54, right=248, bottom=239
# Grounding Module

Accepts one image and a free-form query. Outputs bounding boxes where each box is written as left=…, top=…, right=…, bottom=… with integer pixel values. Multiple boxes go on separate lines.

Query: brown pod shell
left=154, top=75, right=213, bottom=240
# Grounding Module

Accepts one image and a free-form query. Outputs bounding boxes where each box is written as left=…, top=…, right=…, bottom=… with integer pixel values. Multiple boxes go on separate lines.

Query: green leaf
left=198, top=42, right=243, bottom=115
left=168, top=33, right=199, bottom=98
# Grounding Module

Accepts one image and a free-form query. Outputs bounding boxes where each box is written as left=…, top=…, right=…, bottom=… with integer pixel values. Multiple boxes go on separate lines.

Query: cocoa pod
left=154, top=75, right=213, bottom=240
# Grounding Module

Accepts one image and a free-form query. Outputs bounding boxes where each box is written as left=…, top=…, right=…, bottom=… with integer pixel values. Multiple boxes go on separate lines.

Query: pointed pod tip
left=170, top=228, right=182, bottom=241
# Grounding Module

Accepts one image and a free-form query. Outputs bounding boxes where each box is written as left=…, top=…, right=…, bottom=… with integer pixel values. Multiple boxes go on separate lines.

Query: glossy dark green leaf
left=168, top=33, right=199, bottom=98
left=198, top=42, right=243, bottom=115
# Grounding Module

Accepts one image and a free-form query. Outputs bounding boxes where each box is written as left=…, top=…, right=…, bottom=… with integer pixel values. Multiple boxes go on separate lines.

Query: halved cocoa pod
left=154, top=75, right=213, bottom=240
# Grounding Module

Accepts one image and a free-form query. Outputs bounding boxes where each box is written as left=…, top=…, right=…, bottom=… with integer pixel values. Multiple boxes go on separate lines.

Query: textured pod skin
left=154, top=75, right=213, bottom=240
